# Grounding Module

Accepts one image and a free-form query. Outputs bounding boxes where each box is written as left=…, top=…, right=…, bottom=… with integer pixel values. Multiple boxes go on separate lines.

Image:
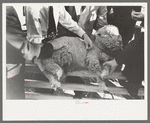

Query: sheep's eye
left=97, top=33, right=101, bottom=36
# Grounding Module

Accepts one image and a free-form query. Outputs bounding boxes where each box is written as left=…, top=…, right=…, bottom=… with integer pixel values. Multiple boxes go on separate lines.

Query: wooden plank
left=67, top=71, right=126, bottom=80
left=25, top=64, right=127, bottom=80
left=25, top=92, right=74, bottom=100
left=25, top=92, right=97, bottom=100
left=24, top=79, right=144, bottom=96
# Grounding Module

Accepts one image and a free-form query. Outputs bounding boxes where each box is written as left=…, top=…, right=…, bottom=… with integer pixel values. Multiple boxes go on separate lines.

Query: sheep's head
left=95, top=25, right=123, bottom=57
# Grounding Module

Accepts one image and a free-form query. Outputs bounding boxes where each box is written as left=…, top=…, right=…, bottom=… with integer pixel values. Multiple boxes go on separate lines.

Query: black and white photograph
left=3, top=2, right=148, bottom=121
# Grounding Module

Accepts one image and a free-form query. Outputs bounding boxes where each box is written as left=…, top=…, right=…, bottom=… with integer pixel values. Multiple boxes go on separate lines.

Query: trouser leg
left=6, top=63, right=25, bottom=99
left=65, top=76, right=84, bottom=99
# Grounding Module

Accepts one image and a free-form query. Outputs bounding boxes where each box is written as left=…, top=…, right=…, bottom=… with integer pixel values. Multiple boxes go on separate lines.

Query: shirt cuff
left=77, top=29, right=86, bottom=38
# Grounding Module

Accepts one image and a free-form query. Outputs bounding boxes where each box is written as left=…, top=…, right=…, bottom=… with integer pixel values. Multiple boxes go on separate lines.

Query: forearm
left=58, top=6, right=85, bottom=38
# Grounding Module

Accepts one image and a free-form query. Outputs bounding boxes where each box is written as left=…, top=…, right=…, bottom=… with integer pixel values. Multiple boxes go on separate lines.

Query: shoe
left=119, top=80, right=140, bottom=98
left=35, top=88, right=55, bottom=94
left=42, top=38, right=50, bottom=44
left=73, top=94, right=82, bottom=99
left=73, top=91, right=83, bottom=99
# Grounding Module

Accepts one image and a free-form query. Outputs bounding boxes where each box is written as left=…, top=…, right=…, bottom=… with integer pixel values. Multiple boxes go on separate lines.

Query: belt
left=42, top=32, right=56, bottom=44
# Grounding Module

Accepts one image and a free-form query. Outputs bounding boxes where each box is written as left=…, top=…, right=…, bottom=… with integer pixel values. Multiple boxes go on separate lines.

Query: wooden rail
left=24, top=79, right=144, bottom=96
left=25, top=64, right=127, bottom=79
left=24, top=62, right=144, bottom=99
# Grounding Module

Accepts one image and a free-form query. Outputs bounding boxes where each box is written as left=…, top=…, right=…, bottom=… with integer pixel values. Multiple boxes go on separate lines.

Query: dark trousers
left=65, top=76, right=84, bottom=96
left=122, top=33, right=144, bottom=83
left=6, top=63, right=25, bottom=99
left=118, top=33, right=144, bottom=97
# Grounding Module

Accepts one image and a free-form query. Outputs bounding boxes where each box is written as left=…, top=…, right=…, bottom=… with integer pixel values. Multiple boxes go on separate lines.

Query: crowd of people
left=6, top=5, right=145, bottom=99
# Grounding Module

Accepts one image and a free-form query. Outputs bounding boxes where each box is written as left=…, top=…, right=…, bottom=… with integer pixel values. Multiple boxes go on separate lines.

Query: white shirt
left=13, top=5, right=85, bottom=43
left=78, top=6, right=107, bottom=37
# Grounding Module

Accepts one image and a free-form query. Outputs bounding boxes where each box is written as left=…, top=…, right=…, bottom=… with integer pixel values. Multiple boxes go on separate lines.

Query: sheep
left=22, top=25, right=123, bottom=91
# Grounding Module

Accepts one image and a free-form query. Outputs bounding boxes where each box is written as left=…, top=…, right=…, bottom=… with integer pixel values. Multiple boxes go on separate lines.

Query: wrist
left=81, top=33, right=87, bottom=39
left=113, top=59, right=118, bottom=66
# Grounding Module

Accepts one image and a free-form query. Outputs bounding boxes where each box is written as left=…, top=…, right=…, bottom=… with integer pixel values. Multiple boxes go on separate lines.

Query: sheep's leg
left=100, top=65, right=110, bottom=80
left=34, top=59, right=44, bottom=72
left=42, top=70, right=61, bottom=90
left=96, top=75, right=107, bottom=92
left=96, top=65, right=111, bottom=92
left=34, top=59, right=63, bottom=90
left=85, top=57, right=107, bottom=92
left=42, top=59, right=64, bottom=89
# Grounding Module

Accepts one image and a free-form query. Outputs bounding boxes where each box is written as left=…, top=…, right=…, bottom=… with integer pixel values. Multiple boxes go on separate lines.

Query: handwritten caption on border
left=75, top=101, right=89, bottom=104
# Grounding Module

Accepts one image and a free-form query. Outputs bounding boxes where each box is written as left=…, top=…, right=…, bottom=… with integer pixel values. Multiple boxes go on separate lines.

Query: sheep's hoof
left=55, top=87, right=64, bottom=95
left=98, top=82, right=107, bottom=92
left=50, top=82, right=61, bottom=91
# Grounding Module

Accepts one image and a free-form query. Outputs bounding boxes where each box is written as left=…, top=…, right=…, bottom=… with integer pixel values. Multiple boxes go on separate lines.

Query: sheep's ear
left=118, top=34, right=122, bottom=41
left=116, top=34, right=123, bottom=47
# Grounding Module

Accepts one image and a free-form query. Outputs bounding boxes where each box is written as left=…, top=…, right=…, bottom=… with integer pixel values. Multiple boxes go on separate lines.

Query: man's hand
left=82, top=33, right=93, bottom=49
left=131, top=11, right=144, bottom=21
left=103, top=59, right=118, bottom=74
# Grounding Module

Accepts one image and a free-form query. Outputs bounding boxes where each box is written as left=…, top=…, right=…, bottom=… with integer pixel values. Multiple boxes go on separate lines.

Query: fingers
left=103, top=62, right=107, bottom=66
left=83, top=41, right=90, bottom=49
left=51, top=82, right=61, bottom=91
left=103, top=61, right=111, bottom=66
left=82, top=33, right=93, bottom=49
left=102, top=60, right=118, bottom=74
left=89, top=42, right=93, bottom=49
left=132, top=11, right=141, bottom=15
left=86, top=42, right=92, bottom=49
left=131, top=11, right=144, bottom=21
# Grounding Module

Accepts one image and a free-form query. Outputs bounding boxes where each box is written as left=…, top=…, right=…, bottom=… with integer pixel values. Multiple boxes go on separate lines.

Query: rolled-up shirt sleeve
left=58, top=6, right=85, bottom=38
